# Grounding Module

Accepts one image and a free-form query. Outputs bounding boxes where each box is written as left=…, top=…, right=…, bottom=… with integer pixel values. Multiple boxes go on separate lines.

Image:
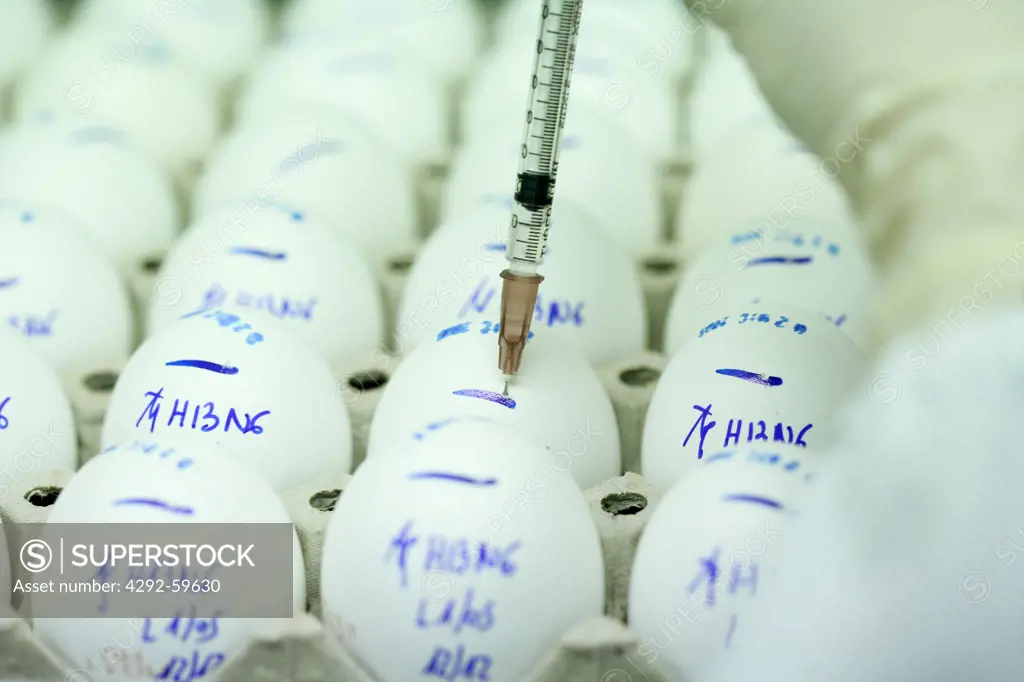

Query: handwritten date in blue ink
left=436, top=320, right=535, bottom=343
left=683, top=403, right=812, bottom=460
left=142, top=608, right=221, bottom=645
left=730, top=230, right=840, bottom=256
left=135, top=388, right=270, bottom=436
left=156, top=650, right=226, bottom=682
left=201, top=283, right=317, bottom=322
left=100, top=440, right=195, bottom=470
left=422, top=644, right=492, bottom=681
left=698, top=312, right=808, bottom=339
left=0, top=396, right=9, bottom=430
left=180, top=307, right=264, bottom=345
left=704, top=450, right=815, bottom=481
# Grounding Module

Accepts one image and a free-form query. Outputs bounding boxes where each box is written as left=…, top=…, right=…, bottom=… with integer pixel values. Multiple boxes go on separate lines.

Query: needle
left=496, top=0, right=583, bottom=387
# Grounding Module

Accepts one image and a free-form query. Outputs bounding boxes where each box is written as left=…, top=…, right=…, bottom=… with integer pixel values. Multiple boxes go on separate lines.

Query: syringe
left=498, top=0, right=584, bottom=394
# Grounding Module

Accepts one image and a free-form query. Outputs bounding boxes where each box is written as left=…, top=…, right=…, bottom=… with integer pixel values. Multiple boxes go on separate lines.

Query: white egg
left=713, top=308, right=1024, bottom=682
left=665, top=216, right=878, bottom=353
left=238, top=43, right=447, bottom=166
left=14, top=27, right=220, bottom=183
left=0, top=120, right=179, bottom=275
left=33, top=437, right=305, bottom=682
left=100, top=310, right=351, bottom=491
left=148, top=203, right=384, bottom=373
left=688, top=29, right=781, bottom=161
left=630, top=445, right=817, bottom=681
left=642, top=302, right=864, bottom=493
left=279, top=0, right=483, bottom=86
left=0, top=326, right=77, bottom=479
left=194, top=111, right=418, bottom=265
left=0, top=202, right=132, bottom=375
left=322, top=417, right=604, bottom=682
left=461, top=44, right=675, bottom=159
left=442, top=109, right=662, bottom=256
left=678, top=125, right=856, bottom=260
left=0, top=0, right=54, bottom=107
left=74, top=0, right=270, bottom=89
left=368, top=319, right=620, bottom=490
left=394, top=201, right=645, bottom=366
left=496, top=0, right=691, bottom=81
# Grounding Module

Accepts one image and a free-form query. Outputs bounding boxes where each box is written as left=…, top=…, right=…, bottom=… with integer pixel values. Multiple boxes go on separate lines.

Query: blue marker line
left=716, top=368, right=783, bottom=387
left=725, top=614, right=738, bottom=648
left=0, top=277, right=19, bottom=289
left=481, top=243, right=507, bottom=252
left=452, top=388, right=516, bottom=409
left=165, top=359, right=239, bottom=375
left=228, top=247, right=287, bottom=261
left=721, top=494, right=784, bottom=510
left=114, top=498, right=195, bottom=515
left=746, top=256, right=813, bottom=267
left=407, top=472, right=498, bottom=487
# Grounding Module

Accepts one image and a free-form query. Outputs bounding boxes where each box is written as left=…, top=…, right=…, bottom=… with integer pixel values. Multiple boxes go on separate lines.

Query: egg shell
left=688, top=30, right=781, bottom=161
left=461, top=43, right=674, bottom=159
left=279, top=0, right=483, bottom=84
left=0, top=121, right=179, bottom=274
left=0, top=201, right=133, bottom=374
left=321, top=417, right=604, bottom=682
left=101, top=310, right=351, bottom=491
left=629, top=444, right=817, bottom=681
left=665, top=215, right=877, bottom=353
left=15, top=26, right=220, bottom=181
left=678, top=125, right=856, bottom=260
left=0, top=326, right=77, bottom=478
left=642, top=302, right=865, bottom=493
left=394, top=201, right=646, bottom=366
left=194, top=112, right=417, bottom=264
left=237, top=43, right=447, bottom=165
left=75, top=0, right=270, bottom=88
left=368, top=319, right=621, bottom=491
left=148, top=203, right=383, bottom=373
left=442, top=110, right=661, bottom=256
left=34, top=437, right=305, bottom=682
left=0, top=0, right=53, bottom=89
left=497, top=0, right=690, bottom=80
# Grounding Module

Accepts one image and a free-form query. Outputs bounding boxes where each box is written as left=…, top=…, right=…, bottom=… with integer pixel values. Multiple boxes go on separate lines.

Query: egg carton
left=0, top=471, right=673, bottom=682
left=0, top=342, right=674, bottom=680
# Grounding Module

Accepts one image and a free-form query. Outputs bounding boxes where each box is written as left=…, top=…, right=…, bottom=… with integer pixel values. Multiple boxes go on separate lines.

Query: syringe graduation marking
left=507, top=0, right=583, bottom=268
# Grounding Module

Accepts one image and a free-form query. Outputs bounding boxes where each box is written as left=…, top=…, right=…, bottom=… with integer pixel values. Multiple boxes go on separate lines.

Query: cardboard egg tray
left=0, top=3, right=711, bottom=677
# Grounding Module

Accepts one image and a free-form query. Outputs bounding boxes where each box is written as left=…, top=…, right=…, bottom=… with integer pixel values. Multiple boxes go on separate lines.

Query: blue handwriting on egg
left=416, top=586, right=496, bottom=635
left=200, top=284, right=317, bottom=322
left=687, top=546, right=759, bottom=649
left=698, top=312, right=808, bottom=339
left=100, top=441, right=194, bottom=470
left=436, top=320, right=535, bottom=343
left=8, top=310, right=58, bottom=337
left=459, top=277, right=584, bottom=328
left=142, top=607, right=226, bottom=682
left=0, top=396, right=9, bottom=430
left=682, top=404, right=812, bottom=460
left=421, top=644, right=493, bottom=681
left=384, top=521, right=520, bottom=589
left=135, top=388, right=270, bottom=436
left=180, top=308, right=265, bottom=345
